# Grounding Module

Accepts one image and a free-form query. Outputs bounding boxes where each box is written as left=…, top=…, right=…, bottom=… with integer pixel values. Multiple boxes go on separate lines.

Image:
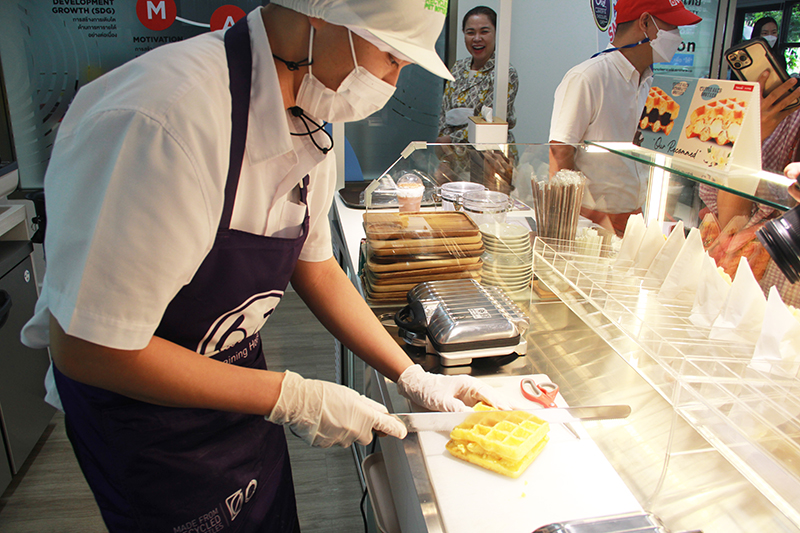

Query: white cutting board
left=417, top=375, right=642, bottom=533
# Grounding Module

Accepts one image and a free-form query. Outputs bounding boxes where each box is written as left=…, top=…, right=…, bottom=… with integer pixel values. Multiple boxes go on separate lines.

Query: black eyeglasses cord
left=272, top=54, right=312, bottom=71
left=288, top=106, right=333, bottom=155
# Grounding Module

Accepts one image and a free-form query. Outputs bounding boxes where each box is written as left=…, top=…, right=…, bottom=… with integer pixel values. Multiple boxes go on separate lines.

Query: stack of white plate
left=478, top=222, right=532, bottom=297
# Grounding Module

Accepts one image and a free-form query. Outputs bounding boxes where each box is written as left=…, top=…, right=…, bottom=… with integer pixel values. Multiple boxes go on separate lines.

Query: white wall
left=456, top=1, right=600, bottom=143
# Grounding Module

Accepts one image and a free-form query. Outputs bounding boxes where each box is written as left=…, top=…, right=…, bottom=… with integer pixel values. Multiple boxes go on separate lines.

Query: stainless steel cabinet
left=0, top=241, right=53, bottom=491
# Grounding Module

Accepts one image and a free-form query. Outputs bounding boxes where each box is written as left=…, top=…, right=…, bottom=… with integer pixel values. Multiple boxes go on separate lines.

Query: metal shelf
left=532, top=237, right=800, bottom=528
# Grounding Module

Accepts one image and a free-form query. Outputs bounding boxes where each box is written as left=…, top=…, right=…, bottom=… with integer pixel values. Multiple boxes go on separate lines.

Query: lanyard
left=591, top=37, right=650, bottom=58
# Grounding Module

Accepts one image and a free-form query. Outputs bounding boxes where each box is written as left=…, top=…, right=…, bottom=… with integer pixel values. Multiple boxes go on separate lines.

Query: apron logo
left=197, top=291, right=283, bottom=355
left=224, top=480, right=257, bottom=522
left=225, top=490, right=243, bottom=521
left=245, top=479, right=257, bottom=502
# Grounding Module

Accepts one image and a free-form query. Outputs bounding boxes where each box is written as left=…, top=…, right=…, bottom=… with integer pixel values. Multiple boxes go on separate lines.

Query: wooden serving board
left=363, top=278, right=408, bottom=305
left=365, top=269, right=481, bottom=291
left=368, top=234, right=483, bottom=250
left=363, top=212, right=479, bottom=241
left=366, top=255, right=481, bottom=273
left=369, top=241, right=484, bottom=257
left=369, top=262, right=483, bottom=281
left=368, top=248, right=484, bottom=263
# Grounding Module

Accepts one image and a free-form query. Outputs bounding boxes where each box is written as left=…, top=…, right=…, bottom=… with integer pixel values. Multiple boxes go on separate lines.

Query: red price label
left=733, top=84, right=755, bottom=92
left=136, top=0, right=177, bottom=31
left=210, top=6, right=247, bottom=32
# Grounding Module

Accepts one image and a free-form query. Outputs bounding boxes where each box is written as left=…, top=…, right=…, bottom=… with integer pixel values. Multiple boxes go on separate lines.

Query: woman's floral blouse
left=438, top=53, right=518, bottom=143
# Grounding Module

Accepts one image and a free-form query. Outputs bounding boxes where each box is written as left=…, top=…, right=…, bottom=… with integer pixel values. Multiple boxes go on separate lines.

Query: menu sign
left=636, top=75, right=696, bottom=154
left=636, top=76, right=761, bottom=172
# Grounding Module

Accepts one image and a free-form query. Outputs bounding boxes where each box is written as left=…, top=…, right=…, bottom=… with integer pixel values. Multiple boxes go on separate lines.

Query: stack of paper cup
left=479, top=222, right=532, bottom=298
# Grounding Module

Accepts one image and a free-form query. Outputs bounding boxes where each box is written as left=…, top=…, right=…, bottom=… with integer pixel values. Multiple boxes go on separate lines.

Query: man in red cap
left=548, top=0, right=701, bottom=235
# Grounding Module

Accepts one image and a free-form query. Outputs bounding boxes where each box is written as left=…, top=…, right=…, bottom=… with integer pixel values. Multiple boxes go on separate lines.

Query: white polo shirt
left=22, top=8, right=336, bottom=354
left=549, top=50, right=653, bottom=213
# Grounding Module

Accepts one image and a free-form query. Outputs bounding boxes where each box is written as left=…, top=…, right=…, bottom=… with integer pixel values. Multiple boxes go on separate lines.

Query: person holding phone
left=752, top=16, right=787, bottom=72
left=548, top=0, right=701, bottom=235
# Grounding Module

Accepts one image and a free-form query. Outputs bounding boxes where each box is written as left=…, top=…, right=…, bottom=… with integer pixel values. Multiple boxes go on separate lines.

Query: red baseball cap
left=615, top=0, right=702, bottom=26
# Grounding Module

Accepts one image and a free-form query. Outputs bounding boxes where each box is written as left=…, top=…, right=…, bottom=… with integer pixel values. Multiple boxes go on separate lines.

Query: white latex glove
left=396, top=364, right=514, bottom=412
left=268, top=371, right=407, bottom=448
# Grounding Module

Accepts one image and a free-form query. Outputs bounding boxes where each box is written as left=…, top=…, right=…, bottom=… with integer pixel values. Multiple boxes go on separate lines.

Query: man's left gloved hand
left=396, top=364, right=514, bottom=412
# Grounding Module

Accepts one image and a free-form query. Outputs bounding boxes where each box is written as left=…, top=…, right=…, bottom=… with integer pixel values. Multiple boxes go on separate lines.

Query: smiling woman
left=463, top=7, right=495, bottom=71
left=436, top=5, right=518, bottom=143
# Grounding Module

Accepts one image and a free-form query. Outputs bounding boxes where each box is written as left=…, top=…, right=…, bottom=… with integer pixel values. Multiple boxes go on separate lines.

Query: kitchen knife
left=395, top=405, right=631, bottom=433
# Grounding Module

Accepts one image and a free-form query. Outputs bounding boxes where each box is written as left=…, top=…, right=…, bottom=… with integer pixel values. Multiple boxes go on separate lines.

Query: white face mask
left=763, top=34, right=778, bottom=47
left=295, top=29, right=396, bottom=123
left=648, top=16, right=683, bottom=64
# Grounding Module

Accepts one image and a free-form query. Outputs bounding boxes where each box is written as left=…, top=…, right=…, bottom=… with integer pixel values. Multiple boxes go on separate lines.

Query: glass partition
left=339, top=141, right=800, bottom=311
left=587, top=140, right=797, bottom=212
left=340, top=142, right=549, bottom=212
left=342, top=140, right=797, bottom=219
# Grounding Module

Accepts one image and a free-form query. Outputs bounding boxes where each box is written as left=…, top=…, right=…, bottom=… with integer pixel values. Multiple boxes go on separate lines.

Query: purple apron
left=54, top=18, right=305, bottom=533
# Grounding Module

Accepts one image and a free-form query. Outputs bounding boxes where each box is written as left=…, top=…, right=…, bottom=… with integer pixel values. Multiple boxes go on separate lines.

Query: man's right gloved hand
left=267, top=370, right=407, bottom=448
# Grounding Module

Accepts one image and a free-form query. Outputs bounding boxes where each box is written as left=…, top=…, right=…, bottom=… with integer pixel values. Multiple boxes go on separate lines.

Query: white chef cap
left=270, top=0, right=454, bottom=81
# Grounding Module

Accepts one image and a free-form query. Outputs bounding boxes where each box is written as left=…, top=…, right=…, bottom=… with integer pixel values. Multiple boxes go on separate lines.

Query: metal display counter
left=329, top=142, right=800, bottom=533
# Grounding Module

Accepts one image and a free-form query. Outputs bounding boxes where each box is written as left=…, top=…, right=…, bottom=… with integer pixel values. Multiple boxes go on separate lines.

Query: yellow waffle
left=445, top=433, right=549, bottom=478
left=639, top=86, right=680, bottom=135
left=684, top=97, right=747, bottom=146
left=445, top=405, right=550, bottom=478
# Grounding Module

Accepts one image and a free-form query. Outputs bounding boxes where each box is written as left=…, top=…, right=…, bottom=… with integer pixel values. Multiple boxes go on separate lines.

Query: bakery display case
left=329, top=142, right=800, bottom=533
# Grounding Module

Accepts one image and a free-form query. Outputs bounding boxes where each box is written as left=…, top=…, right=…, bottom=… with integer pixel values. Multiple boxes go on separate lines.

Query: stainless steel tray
left=533, top=511, right=670, bottom=533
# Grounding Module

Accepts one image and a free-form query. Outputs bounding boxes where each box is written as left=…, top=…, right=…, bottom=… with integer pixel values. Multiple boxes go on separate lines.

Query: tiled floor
left=0, top=291, right=366, bottom=533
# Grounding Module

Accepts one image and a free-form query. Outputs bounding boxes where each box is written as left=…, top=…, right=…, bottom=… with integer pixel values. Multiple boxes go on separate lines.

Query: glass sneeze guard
left=532, top=237, right=800, bottom=529
left=586, top=140, right=797, bottom=211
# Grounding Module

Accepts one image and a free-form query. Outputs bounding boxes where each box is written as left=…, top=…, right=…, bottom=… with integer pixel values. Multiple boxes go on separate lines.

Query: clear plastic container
left=396, top=173, right=425, bottom=212
left=440, top=182, right=486, bottom=211
left=460, top=190, right=511, bottom=226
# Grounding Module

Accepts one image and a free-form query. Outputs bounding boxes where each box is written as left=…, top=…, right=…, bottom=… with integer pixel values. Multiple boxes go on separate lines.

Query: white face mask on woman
left=648, top=16, right=683, bottom=64
left=763, top=34, right=778, bottom=47
left=295, top=28, right=397, bottom=123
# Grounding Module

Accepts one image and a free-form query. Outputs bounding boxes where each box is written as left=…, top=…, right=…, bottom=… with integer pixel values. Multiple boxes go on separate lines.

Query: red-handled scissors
left=520, top=378, right=559, bottom=408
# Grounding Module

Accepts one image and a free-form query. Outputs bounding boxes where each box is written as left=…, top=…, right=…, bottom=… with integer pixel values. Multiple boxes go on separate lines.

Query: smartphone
left=725, top=38, right=800, bottom=109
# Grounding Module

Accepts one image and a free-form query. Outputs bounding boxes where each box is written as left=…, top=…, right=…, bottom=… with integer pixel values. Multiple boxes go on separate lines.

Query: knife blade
left=395, top=405, right=631, bottom=433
